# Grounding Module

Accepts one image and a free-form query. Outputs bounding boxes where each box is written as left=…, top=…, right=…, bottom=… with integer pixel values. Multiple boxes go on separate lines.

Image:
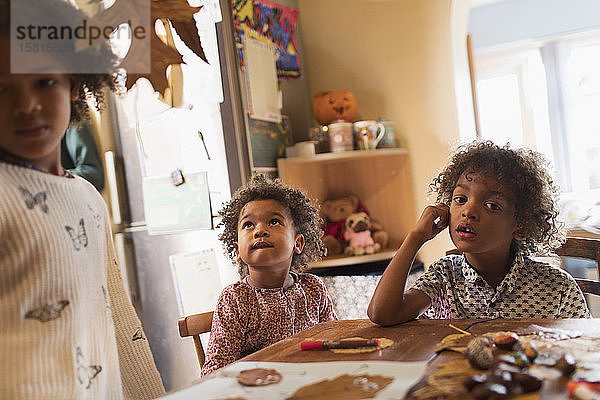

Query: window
left=472, top=29, right=600, bottom=196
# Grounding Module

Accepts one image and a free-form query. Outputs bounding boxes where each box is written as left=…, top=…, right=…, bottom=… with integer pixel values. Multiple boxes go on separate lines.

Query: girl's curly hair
left=430, top=141, right=565, bottom=256
left=0, top=0, right=118, bottom=123
left=218, top=174, right=326, bottom=278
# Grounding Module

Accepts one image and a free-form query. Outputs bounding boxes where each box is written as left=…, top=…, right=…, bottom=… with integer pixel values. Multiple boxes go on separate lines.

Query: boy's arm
left=367, top=204, right=449, bottom=326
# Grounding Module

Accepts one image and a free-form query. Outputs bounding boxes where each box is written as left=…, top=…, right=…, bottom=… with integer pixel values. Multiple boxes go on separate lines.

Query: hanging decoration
left=89, top=0, right=208, bottom=94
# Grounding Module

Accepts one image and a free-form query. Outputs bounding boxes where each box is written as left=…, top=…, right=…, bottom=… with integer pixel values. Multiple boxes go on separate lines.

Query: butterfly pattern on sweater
left=25, top=300, right=70, bottom=322
left=65, top=218, right=88, bottom=251
left=75, top=347, right=102, bottom=389
left=86, top=204, right=102, bottom=229
left=132, top=327, right=146, bottom=341
left=18, top=186, right=48, bottom=213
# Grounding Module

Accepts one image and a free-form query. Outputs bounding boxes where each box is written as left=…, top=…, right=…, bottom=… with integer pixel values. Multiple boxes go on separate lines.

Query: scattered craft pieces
left=434, top=333, right=472, bottom=353
left=466, top=336, right=495, bottom=370
left=517, top=325, right=583, bottom=341
left=236, top=368, right=282, bottom=386
left=329, top=337, right=393, bottom=354
left=287, top=374, right=393, bottom=400
left=411, top=328, right=600, bottom=400
left=449, top=323, right=472, bottom=335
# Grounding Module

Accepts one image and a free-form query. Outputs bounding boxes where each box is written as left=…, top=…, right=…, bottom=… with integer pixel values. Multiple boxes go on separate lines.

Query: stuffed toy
left=321, top=194, right=389, bottom=256
left=343, top=212, right=381, bottom=256
left=312, top=90, right=358, bottom=125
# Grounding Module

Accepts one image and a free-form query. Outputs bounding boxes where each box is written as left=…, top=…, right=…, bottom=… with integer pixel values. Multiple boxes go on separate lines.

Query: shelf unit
left=277, top=148, right=416, bottom=269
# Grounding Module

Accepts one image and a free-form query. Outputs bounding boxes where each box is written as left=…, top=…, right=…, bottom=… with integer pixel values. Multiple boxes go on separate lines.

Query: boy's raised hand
left=411, top=203, right=450, bottom=243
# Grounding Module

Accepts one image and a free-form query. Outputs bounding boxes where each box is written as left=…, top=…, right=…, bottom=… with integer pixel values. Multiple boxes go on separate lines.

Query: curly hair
left=0, top=0, right=118, bottom=123
left=218, top=174, right=326, bottom=278
left=429, top=140, right=565, bottom=256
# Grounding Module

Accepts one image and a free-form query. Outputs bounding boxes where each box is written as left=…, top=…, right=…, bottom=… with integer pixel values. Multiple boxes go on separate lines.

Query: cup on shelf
left=328, top=121, right=354, bottom=152
left=353, top=120, right=385, bottom=150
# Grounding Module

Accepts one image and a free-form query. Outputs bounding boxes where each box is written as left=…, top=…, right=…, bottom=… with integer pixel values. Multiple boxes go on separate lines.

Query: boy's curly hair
left=218, top=174, right=326, bottom=278
left=430, top=140, right=565, bottom=256
left=0, top=0, right=118, bottom=123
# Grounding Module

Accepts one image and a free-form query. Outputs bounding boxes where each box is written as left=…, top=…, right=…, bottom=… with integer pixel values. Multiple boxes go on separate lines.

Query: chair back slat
left=555, top=237, right=600, bottom=296
left=178, top=311, right=214, bottom=368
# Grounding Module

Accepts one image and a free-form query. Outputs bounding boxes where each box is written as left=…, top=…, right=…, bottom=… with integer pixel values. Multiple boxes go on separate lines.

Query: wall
left=297, top=0, right=471, bottom=265
left=275, top=0, right=315, bottom=142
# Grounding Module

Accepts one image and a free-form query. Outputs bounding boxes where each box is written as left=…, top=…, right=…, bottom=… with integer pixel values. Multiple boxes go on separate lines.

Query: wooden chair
left=178, top=311, right=214, bottom=367
left=555, top=237, right=600, bottom=296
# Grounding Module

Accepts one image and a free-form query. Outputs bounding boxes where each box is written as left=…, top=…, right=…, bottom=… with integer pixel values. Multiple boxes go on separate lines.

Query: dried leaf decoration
left=88, top=0, right=206, bottom=94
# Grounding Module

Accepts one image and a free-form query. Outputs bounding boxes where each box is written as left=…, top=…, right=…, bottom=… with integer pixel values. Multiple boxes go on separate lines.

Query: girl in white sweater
left=0, top=0, right=165, bottom=398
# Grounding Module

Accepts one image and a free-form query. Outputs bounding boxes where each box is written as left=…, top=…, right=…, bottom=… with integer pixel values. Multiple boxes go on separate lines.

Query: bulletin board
left=247, top=115, right=293, bottom=169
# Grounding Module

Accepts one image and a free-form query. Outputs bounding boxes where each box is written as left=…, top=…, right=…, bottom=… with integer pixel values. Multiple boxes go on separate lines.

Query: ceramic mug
left=353, top=120, right=385, bottom=150
left=327, top=121, right=354, bottom=152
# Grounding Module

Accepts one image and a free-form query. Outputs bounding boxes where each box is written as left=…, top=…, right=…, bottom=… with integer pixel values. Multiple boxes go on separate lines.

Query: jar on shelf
left=308, top=126, right=330, bottom=153
left=376, top=116, right=397, bottom=148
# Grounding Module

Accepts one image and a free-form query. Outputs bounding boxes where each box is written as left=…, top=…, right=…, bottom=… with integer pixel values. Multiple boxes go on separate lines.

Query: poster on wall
left=247, top=115, right=293, bottom=169
left=231, top=0, right=300, bottom=79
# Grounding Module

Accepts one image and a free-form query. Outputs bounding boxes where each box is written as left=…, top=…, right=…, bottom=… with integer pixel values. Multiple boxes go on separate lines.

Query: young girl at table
left=0, top=1, right=165, bottom=398
left=202, top=175, right=337, bottom=376
left=368, top=141, right=590, bottom=325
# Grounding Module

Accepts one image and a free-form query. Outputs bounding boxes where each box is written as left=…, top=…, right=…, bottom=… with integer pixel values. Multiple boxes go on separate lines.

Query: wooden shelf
left=278, top=148, right=408, bottom=165
left=309, top=248, right=397, bottom=269
left=277, top=148, right=416, bottom=271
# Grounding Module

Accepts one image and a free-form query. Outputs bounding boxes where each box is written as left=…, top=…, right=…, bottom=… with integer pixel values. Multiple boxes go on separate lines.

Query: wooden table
left=164, top=319, right=599, bottom=399
left=239, top=318, right=600, bottom=399
left=241, top=318, right=599, bottom=364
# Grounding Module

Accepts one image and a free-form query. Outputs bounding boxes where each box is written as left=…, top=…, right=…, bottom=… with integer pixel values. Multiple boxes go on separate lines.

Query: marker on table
left=300, top=339, right=380, bottom=350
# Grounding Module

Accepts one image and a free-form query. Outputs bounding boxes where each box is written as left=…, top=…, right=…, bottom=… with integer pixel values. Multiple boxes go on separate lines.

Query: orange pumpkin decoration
left=312, top=90, right=358, bottom=125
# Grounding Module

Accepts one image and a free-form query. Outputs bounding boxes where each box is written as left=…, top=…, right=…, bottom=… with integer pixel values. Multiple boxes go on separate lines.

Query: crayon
left=300, top=339, right=380, bottom=350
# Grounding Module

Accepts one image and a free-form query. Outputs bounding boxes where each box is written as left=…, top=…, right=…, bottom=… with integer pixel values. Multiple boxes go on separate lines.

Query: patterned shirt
left=201, top=272, right=337, bottom=376
left=411, top=254, right=590, bottom=319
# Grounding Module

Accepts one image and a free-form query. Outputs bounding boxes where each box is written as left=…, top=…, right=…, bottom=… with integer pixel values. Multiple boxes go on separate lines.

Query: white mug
left=353, top=120, right=385, bottom=150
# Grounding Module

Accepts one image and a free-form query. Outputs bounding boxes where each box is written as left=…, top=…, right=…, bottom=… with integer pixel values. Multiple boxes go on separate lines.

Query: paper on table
left=159, top=360, right=428, bottom=399
left=244, top=37, right=281, bottom=122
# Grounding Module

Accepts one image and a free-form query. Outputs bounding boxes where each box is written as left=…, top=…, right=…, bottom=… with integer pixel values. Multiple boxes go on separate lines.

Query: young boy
left=368, top=141, right=590, bottom=325
left=0, top=0, right=165, bottom=398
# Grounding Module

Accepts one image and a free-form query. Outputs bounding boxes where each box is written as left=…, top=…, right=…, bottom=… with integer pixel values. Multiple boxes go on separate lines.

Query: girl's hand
left=411, top=203, right=449, bottom=243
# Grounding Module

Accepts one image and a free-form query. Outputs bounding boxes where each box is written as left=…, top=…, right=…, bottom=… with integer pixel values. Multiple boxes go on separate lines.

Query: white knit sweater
left=0, top=163, right=165, bottom=399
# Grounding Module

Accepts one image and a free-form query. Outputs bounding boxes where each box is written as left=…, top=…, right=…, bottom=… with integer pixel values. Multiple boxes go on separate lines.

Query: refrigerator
left=103, top=0, right=313, bottom=392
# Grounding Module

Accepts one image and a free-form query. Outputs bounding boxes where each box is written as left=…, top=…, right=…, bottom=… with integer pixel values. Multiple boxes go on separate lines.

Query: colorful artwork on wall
left=231, top=0, right=300, bottom=79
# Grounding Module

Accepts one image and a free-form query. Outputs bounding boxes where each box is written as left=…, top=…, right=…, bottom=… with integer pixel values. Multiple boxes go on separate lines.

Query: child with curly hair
left=0, top=0, right=164, bottom=398
left=368, top=141, right=590, bottom=325
left=202, top=174, right=337, bottom=376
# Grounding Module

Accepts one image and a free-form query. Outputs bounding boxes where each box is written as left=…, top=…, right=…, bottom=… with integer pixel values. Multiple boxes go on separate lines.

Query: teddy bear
left=321, top=194, right=389, bottom=256
left=343, top=212, right=382, bottom=256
